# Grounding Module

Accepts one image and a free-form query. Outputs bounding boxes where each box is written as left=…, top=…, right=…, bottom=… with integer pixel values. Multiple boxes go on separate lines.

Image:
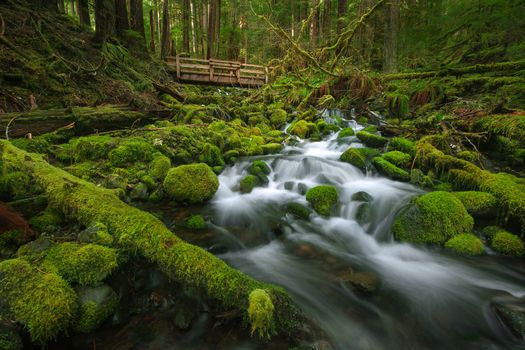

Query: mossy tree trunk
left=130, top=0, right=145, bottom=39
left=160, top=0, right=171, bottom=58
left=94, top=0, right=115, bottom=45
left=115, top=0, right=130, bottom=38
left=77, top=0, right=90, bottom=27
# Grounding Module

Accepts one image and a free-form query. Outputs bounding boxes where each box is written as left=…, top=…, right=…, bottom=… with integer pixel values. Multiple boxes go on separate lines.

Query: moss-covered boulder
left=305, top=185, right=339, bottom=216
left=199, top=143, right=225, bottom=167
left=445, top=234, right=484, bottom=255
left=0, top=259, right=77, bottom=343
left=262, top=143, right=283, bottom=154
left=149, top=154, right=171, bottom=181
left=240, top=175, right=259, bottom=194
left=451, top=191, right=497, bottom=218
left=340, top=147, right=379, bottom=170
left=78, top=222, right=113, bottom=246
left=285, top=203, right=311, bottom=220
left=387, top=137, right=415, bottom=155
left=372, top=157, right=410, bottom=182
left=74, top=284, right=118, bottom=333
left=382, top=151, right=411, bottom=168
left=337, top=128, right=355, bottom=139
left=108, top=140, right=155, bottom=166
left=393, top=191, right=474, bottom=245
left=73, top=136, right=116, bottom=162
left=44, top=243, right=118, bottom=286
left=29, top=208, right=63, bottom=233
left=163, top=163, right=219, bottom=203
left=356, top=131, right=387, bottom=148
left=249, top=160, right=271, bottom=176
left=269, top=109, right=288, bottom=128
left=184, top=215, right=206, bottom=230
left=288, top=120, right=318, bottom=139
left=491, top=230, right=524, bottom=257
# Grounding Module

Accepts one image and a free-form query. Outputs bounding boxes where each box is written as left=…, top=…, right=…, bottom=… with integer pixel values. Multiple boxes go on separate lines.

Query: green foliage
left=451, top=191, right=497, bottom=218
left=248, top=289, right=275, bottom=338
left=163, top=163, right=219, bottom=203
left=337, top=128, right=355, bottom=139
left=340, top=147, right=379, bottom=170
left=393, top=191, right=474, bottom=245
left=372, top=157, right=410, bottom=182
left=305, top=185, right=339, bottom=216
left=0, top=259, right=77, bottom=343
left=185, top=215, right=206, bottom=230
left=445, top=234, right=484, bottom=256
left=491, top=231, right=525, bottom=257
left=386, top=92, right=410, bottom=118
left=149, top=154, right=171, bottom=181
left=44, top=243, right=118, bottom=286
left=388, top=137, right=415, bottom=155
left=356, top=131, right=387, bottom=148
left=108, top=139, right=155, bottom=166
left=382, top=151, right=412, bottom=168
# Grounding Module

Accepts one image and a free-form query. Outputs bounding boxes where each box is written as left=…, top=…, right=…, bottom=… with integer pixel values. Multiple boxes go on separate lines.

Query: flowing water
left=203, top=119, right=525, bottom=350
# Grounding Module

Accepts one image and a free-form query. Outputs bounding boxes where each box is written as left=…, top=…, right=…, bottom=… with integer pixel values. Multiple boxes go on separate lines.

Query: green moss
left=248, top=289, right=274, bottom=338
left=44, top=243, right=118, bottom=286
left=108, top=140, right=155, bottom=166
left=269, top=109, right=288, bottom=128
left=372, top=157, right=410, bottom=182
left=185, top=215, right=206, bottom=230
left=305, top=185, right=339, bottom=216
left=409, top=169, right=434, bottom=188
left=456, top=150, right=477, bottom=163
left=249, top=160, right=271, bottom=176
left=74, top=285, right=118, bottom=333
left=73, top=136, right=116, bottom=162
left=0, top=259, right=77, bottom=343
left=285, top=203, right=311, bottom=220
left=0, top=171, right=31, bottom=200
left=491, top=231, right=524, bottom=257
left=240, top=175, right=259, bottom=194
left=29, top=208, right=63, bottom=233
left=451, top=191, right=497, bottom=218
left=262, top=143, right=283, bottom=154
left=287, top=120, right=319, bottom=139
left=433, top=182, right=453, bottom=192
left=199, top=143, right=225, bottom=167
left=393, top=191, right=474, bottom=245
left=340, top=147, right=380, bottom=170
left=337, top=128, right=355, bottom=139
left=382, top=151, right=412, bottom=168
left=78, top=222, right=114, bottom=246
left=482, top=226, right=501, bottom=240
left=387, top=137, right=415, bottom=155
left=163, top=163, right=219, bottom=203
left=149, top=154, right=171, bottom=181
left=445, top=234, right=484, bottom=256
left=356, top=131, right=387, bottom=148
left=362, top=125, right=378, bottom=133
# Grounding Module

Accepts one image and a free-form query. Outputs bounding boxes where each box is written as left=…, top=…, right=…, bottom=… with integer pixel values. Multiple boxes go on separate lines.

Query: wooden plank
left=180, top=63, right=209, bottom=70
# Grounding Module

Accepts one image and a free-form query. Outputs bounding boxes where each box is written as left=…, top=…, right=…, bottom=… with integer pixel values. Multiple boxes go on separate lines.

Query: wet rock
left=284, top=181, right=295, bottom=191
left=129, top=182, right=149, bottom=200
left=17, top=237, right=53, bottom=258
left=104, top=173, right=128, bottom=190
left=297, top=183, right=308, bottom=195
left=286, top=203, right=311, bottom=220
left=355, top=202, right=374, bottom=226
left=351, top=191, right=373, bottom=202
left=305, top=185, right=339, bottom=216
left=75, top=284, right=119, bottom=333
left=78, top=222, right=113, bottom=246
left=338, top=270, right=380, bottom=295
left=494, top=301, right=525, bottom=339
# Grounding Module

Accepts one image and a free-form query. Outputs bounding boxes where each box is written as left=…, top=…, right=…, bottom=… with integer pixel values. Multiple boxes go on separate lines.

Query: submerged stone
left=286, top=203, right=311, bottom=220
left=74, top=284, right=118, bottom=333
left=494, top=302, right=525, bottom=339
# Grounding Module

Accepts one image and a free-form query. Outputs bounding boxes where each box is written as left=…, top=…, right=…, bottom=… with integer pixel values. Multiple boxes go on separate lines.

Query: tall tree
left=310, top=0, right=319, bottom=50
left=130, top=0, right=145, bottom=38
left=383, top=0, right=399, bottom=72
left=207, top=0, right=219, bottom=59
left=337, top=0, right=346, bottom=34
left=77, top=0, right=90, bottom=27
left=182, top=0, right=191, bottom=53
left=115, top=0, right=130, bottom=37
left=94, top=0, right=115, bottom=45
left=160, top=0, right=171, bottom=58
left=149, top=9, right=156, bottom=50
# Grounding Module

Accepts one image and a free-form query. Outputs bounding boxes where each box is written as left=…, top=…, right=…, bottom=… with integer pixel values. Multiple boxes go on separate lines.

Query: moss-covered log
left=0, top=105, right=171, bottom=138
left=382, top=60, right=525, bottom=81
left=0, top=140, right=303, bottom=337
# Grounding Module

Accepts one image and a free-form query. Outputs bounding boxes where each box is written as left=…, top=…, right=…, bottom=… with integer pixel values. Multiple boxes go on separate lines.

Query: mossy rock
left=129, top=182, right=149, bottom=200
left=199, top=143, right=225, bottom=167
left=372, top=157, right=410, bottom=182
left=269, top=109, right=288, bottom=128
left=288, top=120, right=318, bottom=139
left=491, top=230, right=524, bottom=257
left=29, top=208, right=63, bottom=234
left=0, top=259, right=77, bottom=343
left=285, top=203, right=311, bottom=220
left=340, top=147, right=379, bottom=170
left=108, top=140, right=155, bottom=166
left=78, top=222, right=113, bottom=246
left=451, top=191, right=497, bottom=218
left=240, top=175, right=259, bottom=194
left=445, top=234, right=484, bottom=255
left=305, top=185, right=339, bottom=216
left=73, top=136, right=116, bottom=162
left=362, top=125, right=378, bottom=133
left=356, top=131, right=387, bottom=148
left=149, top=154, right=171, bottom=181
left=392, top=191, right=474, bottom=245
left=0, top=171, right=31, bottom=200
left=387, top=137, right=415, bottom=155
left=262, top=143, right=283, bottom=154
left=163, top=163, right=219, bottom=203
left=184, top=215, right=206, bottom=230
left=456, top=150, right=477, bottom=163
left=337, top=128, right=355, bottom=139
left=382, top=151, right=411, bottom=168
left=74, top=284, right=118, bottom=333
left=249, top=160, right=271, bottom=176
left=409, top=169, right=433, bottom=188
left=44, top=242, right=118, bottom=286
left=316, top=120, right=339, bottom=135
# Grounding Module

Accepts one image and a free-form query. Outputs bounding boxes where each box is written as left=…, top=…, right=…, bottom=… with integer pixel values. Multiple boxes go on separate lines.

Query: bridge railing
left=166, top=56, right=268, bottom=87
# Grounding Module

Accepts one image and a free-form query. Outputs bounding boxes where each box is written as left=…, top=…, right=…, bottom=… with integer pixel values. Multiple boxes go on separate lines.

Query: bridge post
left=175, top=55, right=181, bottom=79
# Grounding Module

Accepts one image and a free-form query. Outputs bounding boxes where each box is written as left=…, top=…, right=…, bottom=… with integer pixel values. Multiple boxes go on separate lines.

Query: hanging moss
left=248, top=289, right=275, bottom=338
left=356, top=131, right=387, bottom=148
left=445, top=234, right=484, bottom=256
left=0, top=259, right=77, bottom=344
left=163, top=163, right=219, bottom=203
left=372, top=157, right=410, bottom=182
left=305, top=185, right=339, bottom=216
left=393, top=191, right=474, bottom=245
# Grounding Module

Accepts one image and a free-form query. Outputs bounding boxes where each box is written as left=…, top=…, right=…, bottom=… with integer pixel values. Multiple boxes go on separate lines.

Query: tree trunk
left=130, top=0, right=145, bottom=38
left=337, top=0, right=346, bottom=34
left=94, top=0, right=115, bottom=45
left=58, top=0, right=64, bottom=13
left=383, top=0, right=399, bottom=72
left=190, top=0, right=197, bottom=54
left=207, top=0, right=217, bottom=59
left=149, top=9, right=156, bottom=51
left=322, top=0, right=331, bottom=43
left=310, top=0, right=319, bottom=51
left=77, top=0, right=90, bottom=27
left=115, top=0, right=130, bottom=37
left=160, top=0, right=171, bottom=58
left=182, top=0, right=190, bottom=53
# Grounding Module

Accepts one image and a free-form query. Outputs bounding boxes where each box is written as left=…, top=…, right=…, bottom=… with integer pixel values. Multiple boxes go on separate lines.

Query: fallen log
left=382, top=60, right=525, bottom=81
left=0, top=140, right=304, bottom=338
left=0, top=105, right=172, bottom=138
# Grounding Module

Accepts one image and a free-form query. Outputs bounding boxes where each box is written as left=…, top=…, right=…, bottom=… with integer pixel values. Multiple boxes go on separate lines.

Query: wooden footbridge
left=166, top=56, right=268, bottom=87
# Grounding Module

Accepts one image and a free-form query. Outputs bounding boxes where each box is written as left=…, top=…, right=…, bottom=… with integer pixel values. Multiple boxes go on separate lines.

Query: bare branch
left=0, top=13, right=5, bottom=36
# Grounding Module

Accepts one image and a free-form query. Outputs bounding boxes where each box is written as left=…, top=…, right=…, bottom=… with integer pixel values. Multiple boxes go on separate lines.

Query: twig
left=0, top=13, right=5, bottom=36
left=5, top=116, right=17, bottom=140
